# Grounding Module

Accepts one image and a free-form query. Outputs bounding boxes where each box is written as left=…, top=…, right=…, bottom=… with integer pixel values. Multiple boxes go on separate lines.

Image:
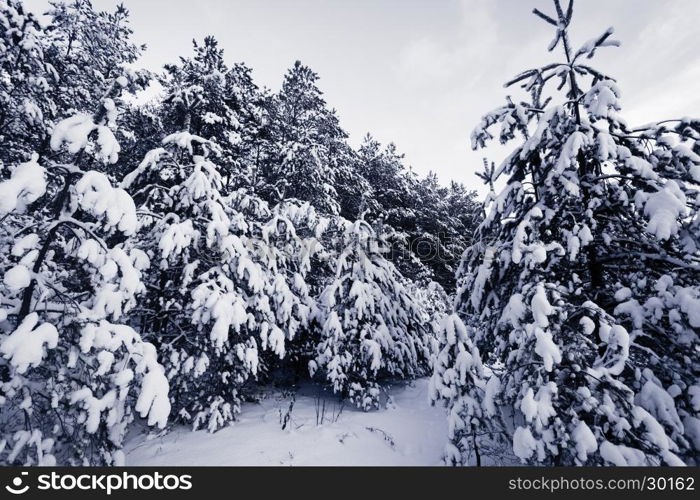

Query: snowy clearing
left=126, top=378, right=448, bottom=466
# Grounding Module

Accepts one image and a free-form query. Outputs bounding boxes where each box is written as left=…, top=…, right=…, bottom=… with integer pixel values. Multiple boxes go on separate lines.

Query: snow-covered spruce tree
left=429, top=313, right=500, bottom=465
left=250, top=197, right=331, bottom=381
left=122, top=129, right=262, bottom=432
left=123, top=71, right=322, bottom=430
left=0, top=76, right=169, bottom=465
left=356, top=135, right=481, bottom=292
left=0, top=0, right=57, bottom=167
left=42, top=0, right=144, bottom=116
left=159, top=37, right=264, bottom=191
left=355, top=136, right=429, bottom=283
left=312, top=218, right=432, bottom=410
left=223, top=61, right=267, bottom=190
left=433, top=0, right=699, bottom=465
left=261, top=61, right=365, bottom=216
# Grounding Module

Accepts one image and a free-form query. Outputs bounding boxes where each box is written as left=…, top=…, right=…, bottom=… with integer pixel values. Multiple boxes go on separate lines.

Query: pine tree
left=224, top=61, right=268, bottom=190
left=261, top=61, right=360, bottom=216
left=0, top=0, right=56, bottom=167
left=429, top=313, right=497, bottom=465
left=159, top=37, right=262, bottom=188
left=356, top=135, right=405, bottom=223
left=0, top=73, right=169, bottom=465
left=42, top=0, right=144, bottom=116
left=253, top=198, right=333, bottom=382
left=433, top=0, right=699, bottom=465
left=413, top=172, right=481, bottom=292
left=122, top=47, right=326, bottom=430
left=356, top=136, right=426, bottom=281
left=357, top=136, right=481, bottom=292
left=121, top=125, right=262, bottom=431
left=312, top=218, right=432, bottom=410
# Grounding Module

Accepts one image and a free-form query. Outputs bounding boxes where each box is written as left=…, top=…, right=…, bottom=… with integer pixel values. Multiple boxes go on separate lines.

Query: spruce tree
left=123, top=45, right=324, bottom=430
left=159, top=37, right=261, bottom=188
left=0, top=0, right=56, bottom=166
left=433, top=0, right=699, bottom=465
left=121, top=120, right=262, bottom=431
left=357, top=135, right=481, bottom=292
left=312, top=218, right=432, bottom=409
left=0, top=72, right=169, bottom=465
left=262, top=61, right=363, bottom=216
left=43, top=0, right=144, bottom=116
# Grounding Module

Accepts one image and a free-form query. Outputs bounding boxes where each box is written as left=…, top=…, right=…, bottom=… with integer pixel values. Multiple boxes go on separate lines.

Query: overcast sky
left=22, top=0, right=700, bottom=194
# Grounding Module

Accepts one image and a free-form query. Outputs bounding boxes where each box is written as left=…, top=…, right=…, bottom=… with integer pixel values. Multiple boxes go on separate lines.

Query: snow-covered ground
left=126, top=378, right=449, bottom=466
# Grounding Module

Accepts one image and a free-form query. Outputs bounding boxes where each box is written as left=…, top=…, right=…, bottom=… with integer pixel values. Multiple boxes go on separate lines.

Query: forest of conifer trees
left=0, top=0, right=698, bottom=469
